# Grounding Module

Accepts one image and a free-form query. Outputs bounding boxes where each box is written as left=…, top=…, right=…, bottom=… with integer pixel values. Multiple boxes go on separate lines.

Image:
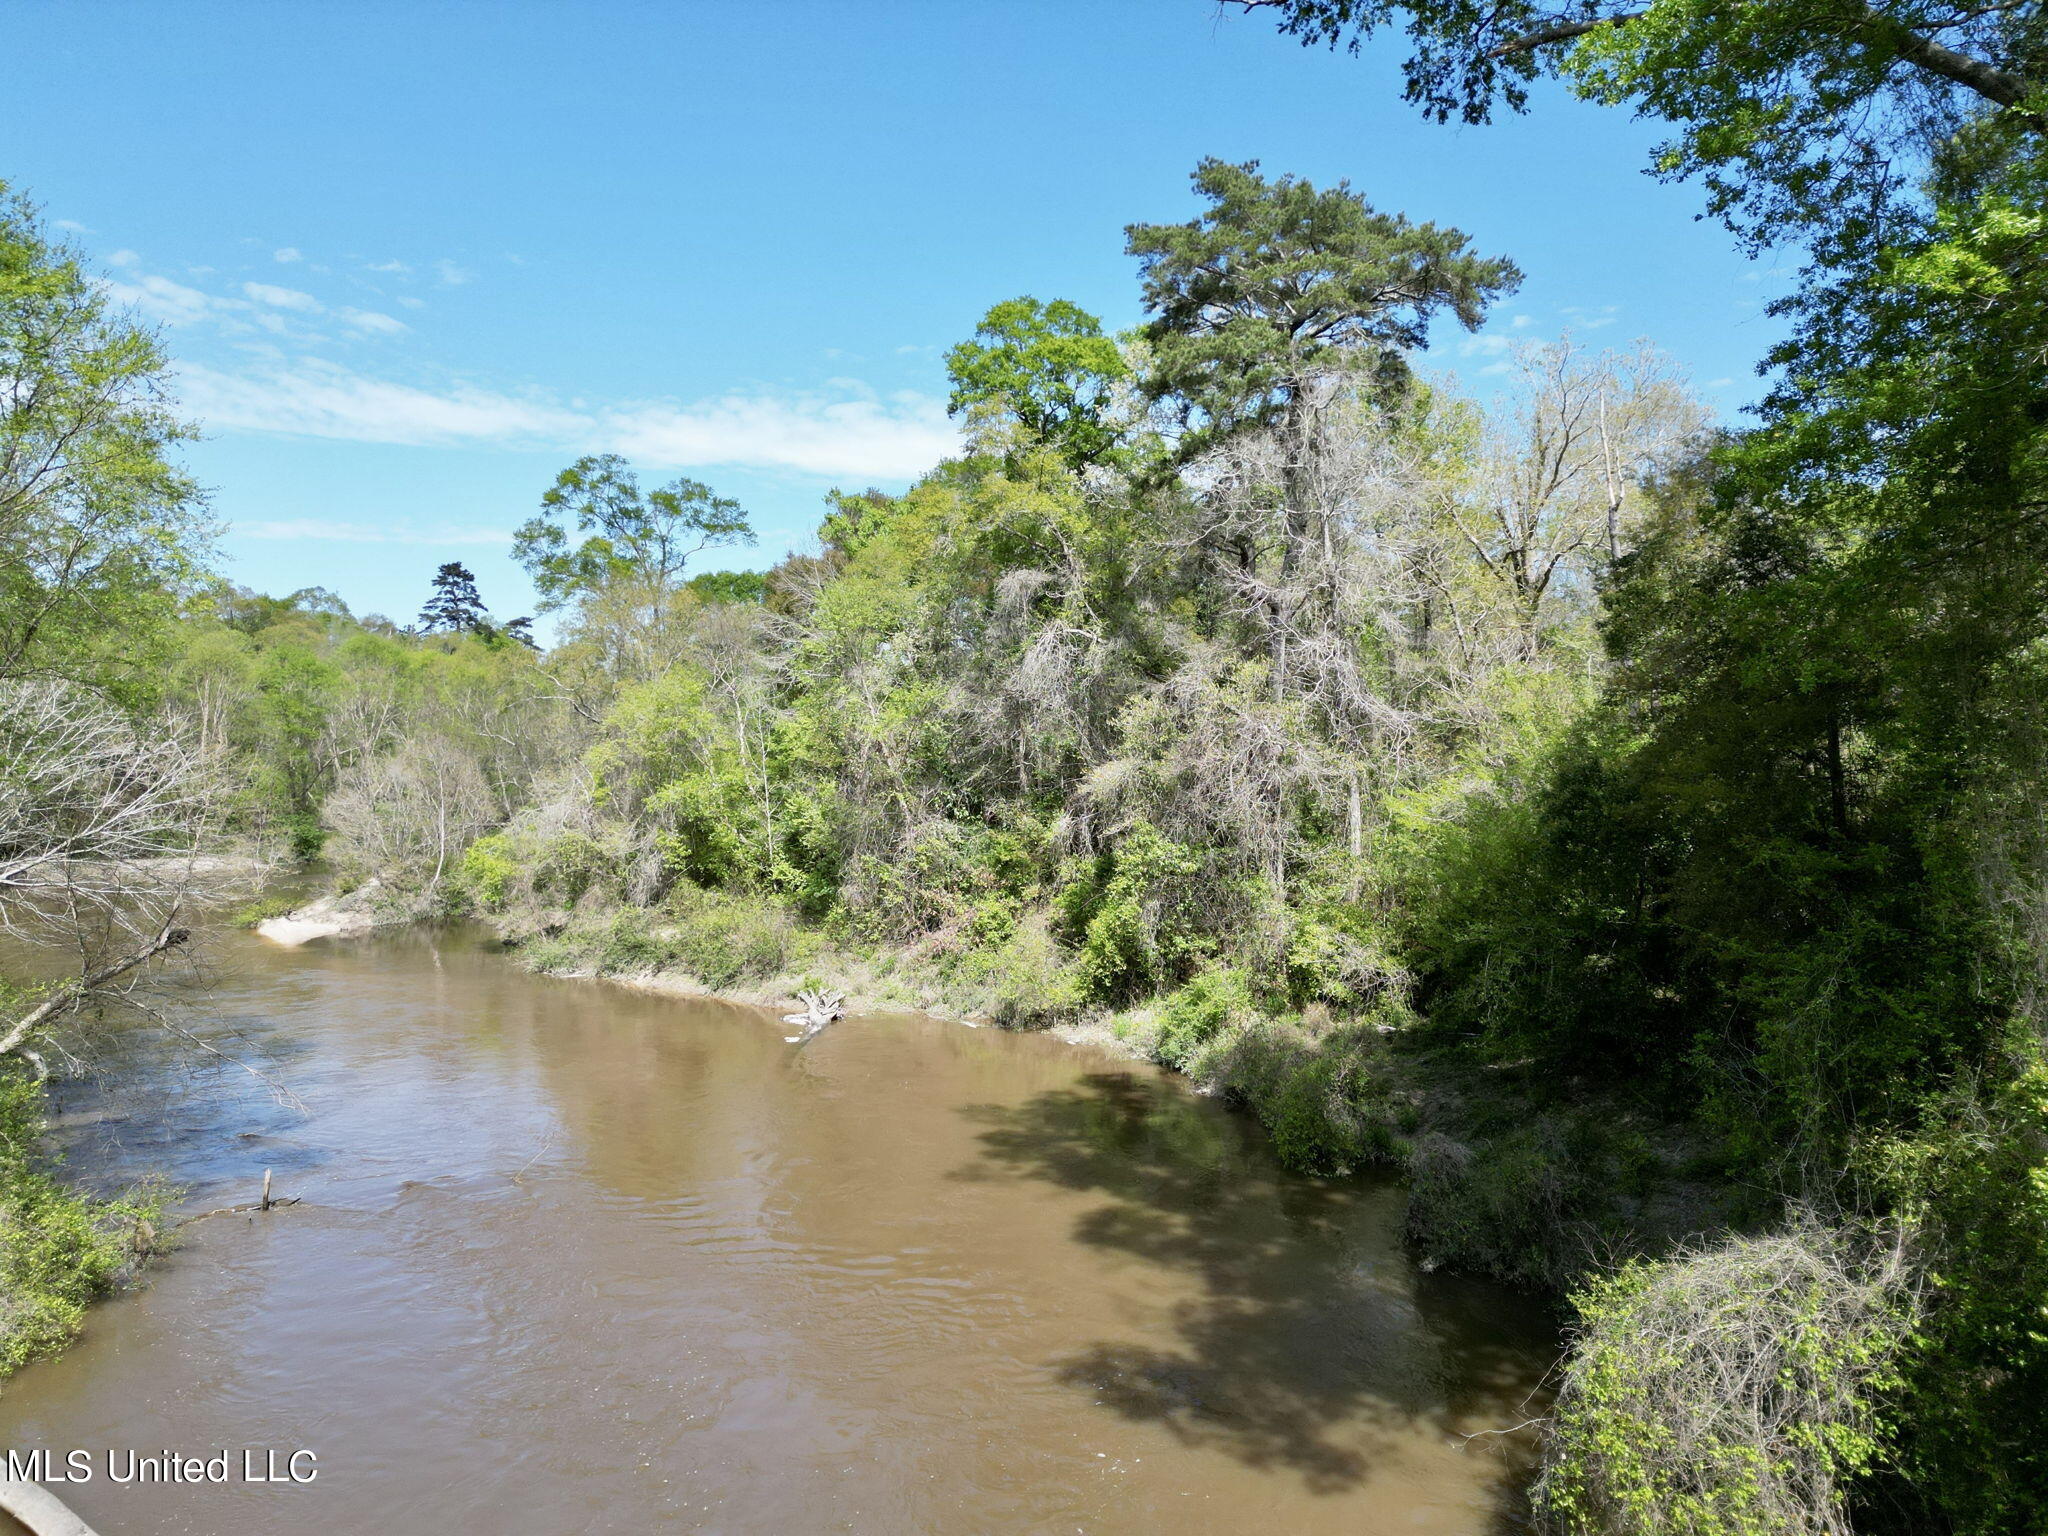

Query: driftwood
left=178, top=1168, right=301, bottom=1227
left=782, top=988, right=846, bottom=1044
left=0, top=1477, right=102, bottom=1535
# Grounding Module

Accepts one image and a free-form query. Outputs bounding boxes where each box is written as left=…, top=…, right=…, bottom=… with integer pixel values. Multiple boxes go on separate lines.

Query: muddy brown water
left=0, top=925, right=1553, bottom=1535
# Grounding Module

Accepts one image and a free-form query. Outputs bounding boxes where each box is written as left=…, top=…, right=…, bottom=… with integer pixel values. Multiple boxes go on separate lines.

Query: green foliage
left=662, top=885, right=814, bottom=989
left=515, top=454, right=754, bottom=611
left=686, top=568, right=768, bottom=605
left=1152, top=968, right=1258, bottom=1071
left=1058, top=823, right=1212, bottom=1002
left=0, top=1077, right=168, bottom=1377
left=1127, top=157, right=1519, bottom=449
left=1872, top=1072, right=2048, bottom=1534
left=227, top=893, right=299, bottom=929
left=455, top=831, right=518, bottom=911
left=1254, top=3, right=2044, bottom=260
left=945, top=296, right=1128, bottom=465
left=166, top=585, right=555, bottom=861
left=1538, top=1220, right=1918, bottom=1536
left=945, top=910, right=1083, bottom=1028
left=417, top=560, right=490, bottom=634
left=0, top=182, right=206, bottom=694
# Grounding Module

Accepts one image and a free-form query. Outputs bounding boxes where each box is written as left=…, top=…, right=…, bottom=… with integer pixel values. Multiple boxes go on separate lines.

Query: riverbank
left=0, top=1076, right=166, bottom=1381
left=475, top=892, right=1730, bottom=1295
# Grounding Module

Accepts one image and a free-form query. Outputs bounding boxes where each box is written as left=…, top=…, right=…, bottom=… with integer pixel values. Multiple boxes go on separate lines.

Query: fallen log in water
left=0, top=1477, right=102, bottom=1536
left=782, top=988, right=847, bottom=1043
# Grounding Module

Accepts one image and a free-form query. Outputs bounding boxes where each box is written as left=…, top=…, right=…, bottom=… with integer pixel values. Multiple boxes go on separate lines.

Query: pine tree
left=417, top=562, right=489, bottom=634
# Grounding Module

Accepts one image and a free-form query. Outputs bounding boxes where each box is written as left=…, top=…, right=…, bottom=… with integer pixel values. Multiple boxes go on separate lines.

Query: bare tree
left=0, top=680, right=223, bottom=1066
left=323, top=735, right=495, bottom=900
left=1454, top=337, right=1705, bottom=647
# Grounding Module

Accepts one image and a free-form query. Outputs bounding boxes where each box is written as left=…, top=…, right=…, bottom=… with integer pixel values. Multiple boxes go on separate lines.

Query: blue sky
left=6, top=0, right=1793, bottom=630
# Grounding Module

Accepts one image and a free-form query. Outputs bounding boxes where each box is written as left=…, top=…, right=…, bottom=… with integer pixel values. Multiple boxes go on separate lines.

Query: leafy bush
left=590, top=910, right=674, bottom=974
left=948, top=910, right=1082, bottom=1027
left=535, top=830, right=613, bottom=907
left=227, top=893, right=299, bottom=929
left=1152, top=968, right=1257, bottom=1070
left=664, top=885, right=811, bottom=989
left=1537, top=1217, right=1920, bottom=1536
left=1058, top=823, right=1212, bottom=1002
left=455, top=831, right=517, bottom=911
left=0, top=1079, right=170, bottom=1377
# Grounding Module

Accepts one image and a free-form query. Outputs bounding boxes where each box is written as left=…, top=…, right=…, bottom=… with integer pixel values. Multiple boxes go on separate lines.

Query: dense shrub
left=0, top=1079, right=168, bottom=1376
left=1151, top=968, right=1257, bottom=1070
left=1537, top=1218, right=1919, bottom=1536
left=947, top=910, right=1083, bottom=1027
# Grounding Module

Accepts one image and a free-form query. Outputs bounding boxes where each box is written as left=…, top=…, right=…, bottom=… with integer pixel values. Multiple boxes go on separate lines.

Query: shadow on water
left=957, top=1070, right=1552, bottom=1511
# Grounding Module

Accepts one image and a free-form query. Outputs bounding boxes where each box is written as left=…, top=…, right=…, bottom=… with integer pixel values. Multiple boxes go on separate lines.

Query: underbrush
left=0, top=1076, right=169, bottom=1376
left=518, top=885, right=819, bottom=992
left=1537, top=1217, right=1921, bottom=1536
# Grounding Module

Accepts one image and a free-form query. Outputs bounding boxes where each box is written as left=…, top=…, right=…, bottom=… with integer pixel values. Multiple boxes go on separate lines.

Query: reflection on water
left=0, top=925, right=1554, bottom=1535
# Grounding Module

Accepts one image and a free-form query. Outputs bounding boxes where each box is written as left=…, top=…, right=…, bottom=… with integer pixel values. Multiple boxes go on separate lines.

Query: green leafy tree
left=945, top=296, right=1129, bottom=464
left=514, top=454, right=754, bottom=612
left=1126, top=158, right=1517, bottom=689
left=1126, top=158, right=1519, bottom=452
left=0, top=182, right=206, bottom=693
left=1241, top=1, right=2044, bottom=259
left=686, top=569, right=769, bottom=605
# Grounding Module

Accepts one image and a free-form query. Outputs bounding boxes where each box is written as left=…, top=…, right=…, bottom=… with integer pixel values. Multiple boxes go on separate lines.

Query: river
left=0, top=924, right=1553, bottom=1534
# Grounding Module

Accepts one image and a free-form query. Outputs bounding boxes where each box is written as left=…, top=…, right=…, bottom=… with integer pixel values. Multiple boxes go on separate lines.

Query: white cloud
left=396, top=296, right=426, bottom=310
left=243, top=282, right=322, bottom=312
left=236, top=518, right=510, bottom=545
left=107, top=248, right=140, bottom=268
left=55, top=219, right=90, bottom=233
left=176, top=360, right=588, bottom=447
left=1457, top=334, right=1514, bottom=359
left=1562, top=304, right=1622, bottom=331
left=338, top=307, right=408, bottom=335
left=1707, top=377, right=1736, bottom=389
left=274, top=247, right=303, bottom=263
left=366, top=259, right=408, bottom=273
left=105, top=272, right=220, bottom=325
left=607, top=390, right=956, bottom=480
left=434, top=259, right=471, bottom=286
left=1509, top=314, right=1535, bottom=330
left=176, top=360, right=957, bottom=480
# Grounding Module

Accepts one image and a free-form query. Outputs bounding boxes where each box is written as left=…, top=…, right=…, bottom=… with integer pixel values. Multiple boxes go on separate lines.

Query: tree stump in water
left=782, top=988, right=846, bottom=1043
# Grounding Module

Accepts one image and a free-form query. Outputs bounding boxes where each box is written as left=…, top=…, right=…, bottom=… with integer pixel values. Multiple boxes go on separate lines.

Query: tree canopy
left=418, top=562, right=488, bottom=634
left=0, top=183, right=206, bottom=694
left=945, top=296, right=1129, bottom=464
left=1242, top=1, right=2046, bottom=256
left=513, top=454, right=753, bottom=611
left=1126, top=157, right=1519, bottom=449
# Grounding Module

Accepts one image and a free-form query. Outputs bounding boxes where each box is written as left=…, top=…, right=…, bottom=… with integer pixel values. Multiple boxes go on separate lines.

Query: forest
left=4, top=3, right=2046, bottom=1533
